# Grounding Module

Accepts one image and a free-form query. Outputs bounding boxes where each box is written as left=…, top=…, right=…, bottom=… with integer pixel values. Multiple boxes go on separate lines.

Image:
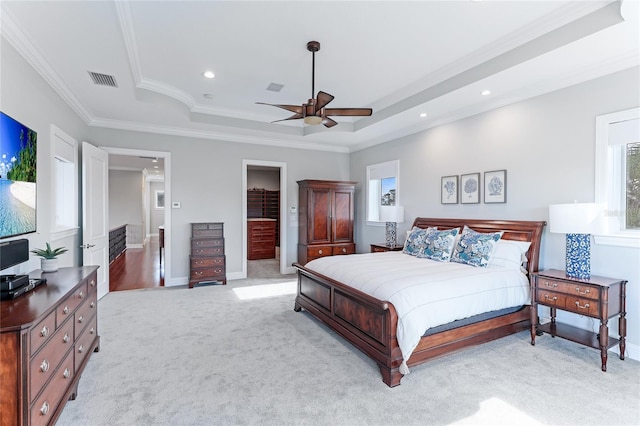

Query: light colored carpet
left=57, top=277, right=640, bottom=426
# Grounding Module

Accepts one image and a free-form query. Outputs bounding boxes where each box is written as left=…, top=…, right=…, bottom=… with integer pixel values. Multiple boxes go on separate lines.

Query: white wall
left=248, top=169, right=279, bottom=190
left=350, top=66, right=640, bottom=359
left=149, top=180, right=165, bottom=232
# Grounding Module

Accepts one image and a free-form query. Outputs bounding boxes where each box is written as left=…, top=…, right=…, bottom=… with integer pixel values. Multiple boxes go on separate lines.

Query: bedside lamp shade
left=549, top=203, right=601, bottom=279
left=380, top=205, right=404, bottom=247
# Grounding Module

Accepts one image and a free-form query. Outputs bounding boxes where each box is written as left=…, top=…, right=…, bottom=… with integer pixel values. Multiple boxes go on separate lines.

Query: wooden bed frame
left=293, top=218, right=546, bottom=387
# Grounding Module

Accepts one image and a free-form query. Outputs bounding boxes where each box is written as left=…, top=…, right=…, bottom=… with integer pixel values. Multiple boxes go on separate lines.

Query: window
left=366, top=160, right=399, bottom=225
left=51, top=125, right=78, bottom=239
left=594, top=108, right=640, bottom=248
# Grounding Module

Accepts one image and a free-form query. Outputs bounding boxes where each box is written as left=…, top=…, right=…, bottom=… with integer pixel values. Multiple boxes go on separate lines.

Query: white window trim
left=50, top=124, right=79, bottom=240
left=594, top=107, right=640, bottom=249
left=366, top=160, right=400, bottom=226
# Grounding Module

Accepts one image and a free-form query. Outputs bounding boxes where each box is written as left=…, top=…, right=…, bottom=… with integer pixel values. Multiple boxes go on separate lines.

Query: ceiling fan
left=257, top=41, right=373, bottom=128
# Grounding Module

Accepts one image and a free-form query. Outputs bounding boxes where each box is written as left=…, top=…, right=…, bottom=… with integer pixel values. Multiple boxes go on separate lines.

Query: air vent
left=266, top=83, right=284, bottom=92
left=88, top=71, right=118, bottom=88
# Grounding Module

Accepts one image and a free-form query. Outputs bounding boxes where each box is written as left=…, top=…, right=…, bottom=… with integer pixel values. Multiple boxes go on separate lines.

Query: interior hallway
left=109, top=236, right=164, bottom=292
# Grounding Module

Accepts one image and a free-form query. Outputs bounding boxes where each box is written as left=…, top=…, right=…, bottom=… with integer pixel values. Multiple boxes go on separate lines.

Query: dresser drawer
left=537, top=277, right=599, bottom=300
left=190, top=256, right=225, bottom=268
left=190, top=266, right=225, bottom=281
left=536, top=290, right=567, bottom=309
left=192, top=228, right=223, bottom=238
left=192, top=246, right=224, bottom=257
left=30, top=319, right=74, bottom=401
left=56, top=281, right=89, bottom=327
left=75, top=314, right=98, bottom=372
left=74, top=293, right=98, bottom=339
left=191, top=238, right=224, bottom=249
left=333, top=244, right=355, bottom=255
left=30, top=350, right=75, bottom=426
left=30, top=310, right=57, bottom=356
left=192, top=222, right=223, bottom=231
left=307, top=246, right=332, bottom=259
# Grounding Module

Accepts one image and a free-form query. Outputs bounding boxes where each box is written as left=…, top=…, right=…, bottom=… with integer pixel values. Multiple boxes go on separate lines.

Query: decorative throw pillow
left=416, top=228, right=460, bottom=262
left=402, top=227, right=434, bottom=256
left=451, top=225, right=503, bottom=267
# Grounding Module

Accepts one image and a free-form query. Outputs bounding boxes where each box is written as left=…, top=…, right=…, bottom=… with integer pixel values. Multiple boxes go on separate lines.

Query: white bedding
left=305, top=251, right=531, bottom=372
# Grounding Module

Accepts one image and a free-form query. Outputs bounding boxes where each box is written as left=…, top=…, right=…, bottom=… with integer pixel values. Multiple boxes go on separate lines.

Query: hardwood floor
left=109, top=236, right=164, bottom=292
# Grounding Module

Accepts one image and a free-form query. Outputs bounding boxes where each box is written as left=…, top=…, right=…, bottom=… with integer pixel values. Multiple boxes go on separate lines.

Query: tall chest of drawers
left=189, top=222, right=226, bottom=287
left=0, top=266, right=100, bottom=426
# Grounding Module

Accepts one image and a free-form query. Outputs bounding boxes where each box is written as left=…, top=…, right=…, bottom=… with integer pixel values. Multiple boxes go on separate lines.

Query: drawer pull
left=40, top=325, right=49, bottom=337
left=342, top=248, right=346, bottom=253
left=63, top=368, right=71, bottom=379
left=90, top=327, right=95, bottom=335
left=575, top=287, right=590, bottom=295
left=90, top=279, right=96, bottom=287
left=40, top=359, right=50, bottom=373
left=40, top=401, right=50, bottom=416
left=79, top=291, right=84, bottom=299
left=544, top=295, right=557, bottom=302
left=195, top=271, right=203, bottom=276
left=63, top=306, right=70, bottom=315
left=318, top=250, right=323, bottom=254
left=544, top=281, right=557, bottom=288
left=78, top=344, right=84, bottom=354
left=90, top=301, right=95, bottom=308
left=575, top=301, right=590, bottom=310
left=63, top=333, right=70, bottom=343
left=78, top=315, right=84, bottom=323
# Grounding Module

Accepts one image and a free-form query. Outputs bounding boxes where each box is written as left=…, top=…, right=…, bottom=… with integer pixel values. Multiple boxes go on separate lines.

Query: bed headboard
left=411, top=218, right=546, bottom=275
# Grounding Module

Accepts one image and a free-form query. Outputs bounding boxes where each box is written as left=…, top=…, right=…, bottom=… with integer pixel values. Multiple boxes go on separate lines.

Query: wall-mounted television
left=0, top=112, right=37, bottom=239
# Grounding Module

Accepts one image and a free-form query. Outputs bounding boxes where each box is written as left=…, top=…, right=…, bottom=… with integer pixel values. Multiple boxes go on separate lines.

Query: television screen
left=0, top=112, right=37, bottom=239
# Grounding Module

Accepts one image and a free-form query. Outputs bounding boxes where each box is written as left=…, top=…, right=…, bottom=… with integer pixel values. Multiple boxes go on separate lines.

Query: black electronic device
left=0, top=274, right=29, bottom=292
left=0, top=238, right=30, bottom=270
left=0, top=278, right=46, bottom=301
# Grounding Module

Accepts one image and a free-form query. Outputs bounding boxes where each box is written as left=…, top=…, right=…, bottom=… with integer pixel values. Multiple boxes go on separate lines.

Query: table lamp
left=549, top=203, right=601, bottom=279
left=380, top=205, right=404, bottom=247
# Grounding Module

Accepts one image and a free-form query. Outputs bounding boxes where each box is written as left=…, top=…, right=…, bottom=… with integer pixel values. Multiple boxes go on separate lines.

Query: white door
left=82, top=142, right=109, bottom=299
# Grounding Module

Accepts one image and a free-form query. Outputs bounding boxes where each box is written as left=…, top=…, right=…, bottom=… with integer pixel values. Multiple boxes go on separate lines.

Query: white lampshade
left=549, top=203, right=602, bottom=234
left=380, top=205, right=404, bottom=223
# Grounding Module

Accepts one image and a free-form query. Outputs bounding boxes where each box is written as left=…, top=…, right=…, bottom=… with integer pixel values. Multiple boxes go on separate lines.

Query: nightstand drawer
left=564, top=296, right=600, bottom=317
left=536, top=290, right=567, bottom=309
left=537, top=277, right=599, bottom=300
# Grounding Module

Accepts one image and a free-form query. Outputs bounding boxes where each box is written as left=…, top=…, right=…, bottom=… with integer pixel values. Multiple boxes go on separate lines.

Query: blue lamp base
left=385, top=222, right=397, bottom=247
left=565, top=233, right=590, bottom=279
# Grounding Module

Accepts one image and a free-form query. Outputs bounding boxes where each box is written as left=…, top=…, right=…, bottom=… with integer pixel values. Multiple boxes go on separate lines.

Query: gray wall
left=248, top=169, right=279, bottom=190
left=149, top=180, right=165, bottom=232
left=350, top=66, right=640, bottom=359
left=109, top=170, right=143, bottom=231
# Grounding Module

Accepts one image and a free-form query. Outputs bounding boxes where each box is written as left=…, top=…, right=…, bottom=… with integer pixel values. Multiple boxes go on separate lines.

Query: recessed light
left=154, top=165, right=159, bottom=169
left=481, top=89, right=491, bottom=96
left=203, top=93, right=214, bottom=99
left=152, top=158, right=158, bottom=163
left=202, top=70, right=215, bottom=79
left=420, top=113, right=427, bottom=118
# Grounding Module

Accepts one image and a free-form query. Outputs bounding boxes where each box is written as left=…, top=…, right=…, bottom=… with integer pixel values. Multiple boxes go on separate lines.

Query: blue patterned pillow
left=451, top=226, right=503, bottom=267
left=417, top=228, right=460, bottom=262
left=402, top=227, right=434, bottom=256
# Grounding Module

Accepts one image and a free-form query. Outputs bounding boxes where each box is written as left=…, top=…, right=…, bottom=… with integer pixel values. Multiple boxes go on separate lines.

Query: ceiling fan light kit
left=257, top=41, right=372, bottom=128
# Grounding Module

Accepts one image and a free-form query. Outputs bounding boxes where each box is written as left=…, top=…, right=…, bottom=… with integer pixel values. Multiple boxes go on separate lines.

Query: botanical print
left=484, top=170, right=507, bottom=203
left=441, top=175, right=458, bottom=204
left=460, top=173, right=480, bottom=204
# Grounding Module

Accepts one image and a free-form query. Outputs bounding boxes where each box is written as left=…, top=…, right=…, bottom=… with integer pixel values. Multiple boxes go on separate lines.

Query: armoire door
left=332, top=188, right=354, bottom=243
left=308, top=187, right=331, bottom=244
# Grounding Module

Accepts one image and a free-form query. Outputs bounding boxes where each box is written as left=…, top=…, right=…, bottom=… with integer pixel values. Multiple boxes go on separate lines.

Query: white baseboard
left=127, top=243, right=143, bottom=249
left=227, top=271, right=245, bottom=280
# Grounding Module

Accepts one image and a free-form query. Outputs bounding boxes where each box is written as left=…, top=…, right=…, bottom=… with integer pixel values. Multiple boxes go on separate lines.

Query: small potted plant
left=31, top=243, right=68, bottom=272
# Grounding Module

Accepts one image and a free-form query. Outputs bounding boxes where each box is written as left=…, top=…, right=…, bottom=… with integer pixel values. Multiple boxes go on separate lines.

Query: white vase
left=41, top=258, right=59, bottom=273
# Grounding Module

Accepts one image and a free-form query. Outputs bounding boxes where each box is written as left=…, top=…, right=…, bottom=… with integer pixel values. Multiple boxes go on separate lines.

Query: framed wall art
left=484, top=169, right=507, bottom=203
left=460, top=173, right=480, bottom=204
left=441, top=175, right=458, bottom=204
left=155, top=190, right=165, bottom=209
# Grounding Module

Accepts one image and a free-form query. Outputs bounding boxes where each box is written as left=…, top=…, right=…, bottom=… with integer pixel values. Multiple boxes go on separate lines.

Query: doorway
left=242, top=160, right=288, bottom=279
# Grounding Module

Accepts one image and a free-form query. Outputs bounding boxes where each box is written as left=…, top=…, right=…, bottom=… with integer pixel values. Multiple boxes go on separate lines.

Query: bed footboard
left=293, top=264, right=404, bottom=387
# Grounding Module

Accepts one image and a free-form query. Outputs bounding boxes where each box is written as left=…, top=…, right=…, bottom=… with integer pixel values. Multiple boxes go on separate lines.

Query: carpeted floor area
left=56, top=277, right=640, bottom=426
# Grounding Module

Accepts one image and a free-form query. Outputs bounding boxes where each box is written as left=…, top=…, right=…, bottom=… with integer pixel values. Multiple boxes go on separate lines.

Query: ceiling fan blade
left=271, top=113, right=303, bottom=123
left=322, top=117, right=338, bottom=128
left=256, top=102, right=303, bottom=114
left=324, top=108, right=373, bottom=117
left=315, top=91, right=334, bottom=110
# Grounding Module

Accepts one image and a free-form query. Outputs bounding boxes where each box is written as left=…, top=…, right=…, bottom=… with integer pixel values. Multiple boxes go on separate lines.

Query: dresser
left=297, top=180, right=356, bottom=264
left=530, top=269, right=627, bottom=371
left=247, top=219, right=277, bottom=260
left=189, top=222, right=226, bottom=287
left=0, top=266, right=100, bottom=426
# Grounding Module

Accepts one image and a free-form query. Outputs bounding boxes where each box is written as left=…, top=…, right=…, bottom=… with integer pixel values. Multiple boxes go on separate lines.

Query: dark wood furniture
left=530, top=269, right=627, bottom=371
left=370, top=243, right=404, bottom=253
left=159, top=225, right=164, bottom=265
left=0, top=266, right=100, bottom=426
left=189, top=222, right=226, bottom=288
left=248, top=219, right=277, bottom=260
left=247, top=189, right=280, bottom=245
left=297, top=180, right=356, bottom=264
left=293, top=218, right=546, bottom=387
left=108, top=225, right=126, bottom=263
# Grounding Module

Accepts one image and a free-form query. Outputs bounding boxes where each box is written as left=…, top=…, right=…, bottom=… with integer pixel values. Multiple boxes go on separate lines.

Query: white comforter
left=305, top=251, right=530, bottom=372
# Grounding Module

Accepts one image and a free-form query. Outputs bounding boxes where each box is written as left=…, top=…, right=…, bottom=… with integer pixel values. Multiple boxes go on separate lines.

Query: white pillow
left=489, top=240, right=532, bottom=271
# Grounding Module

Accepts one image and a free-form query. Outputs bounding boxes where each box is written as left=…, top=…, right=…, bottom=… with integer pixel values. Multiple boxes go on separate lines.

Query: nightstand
left=370, top=243, right=404, bottom=253
left=530, top=269, right=627, bottom=371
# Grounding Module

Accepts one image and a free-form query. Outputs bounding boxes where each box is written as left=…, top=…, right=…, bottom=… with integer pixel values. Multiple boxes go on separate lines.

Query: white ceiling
left=1, top=1, right=638, bottom=154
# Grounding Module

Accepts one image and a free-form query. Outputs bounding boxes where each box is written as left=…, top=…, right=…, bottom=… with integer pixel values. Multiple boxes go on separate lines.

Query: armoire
left=297, top=180, right=356, bottom=264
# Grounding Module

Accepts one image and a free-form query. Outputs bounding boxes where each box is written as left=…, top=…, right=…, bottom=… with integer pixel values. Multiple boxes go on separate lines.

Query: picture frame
left=441, top=175, right=458, bottom=204
left=460, top=173, right=480, bottom=204
left=155, top=190, right=165, bottom=209
left=484, top=169, right=507, bottom=203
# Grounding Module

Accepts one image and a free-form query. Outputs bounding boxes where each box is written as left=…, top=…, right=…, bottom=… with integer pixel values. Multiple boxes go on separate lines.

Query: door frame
left=242, top=159, right=289, bottom=278
left=100, top=147, right=172, bottom=284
